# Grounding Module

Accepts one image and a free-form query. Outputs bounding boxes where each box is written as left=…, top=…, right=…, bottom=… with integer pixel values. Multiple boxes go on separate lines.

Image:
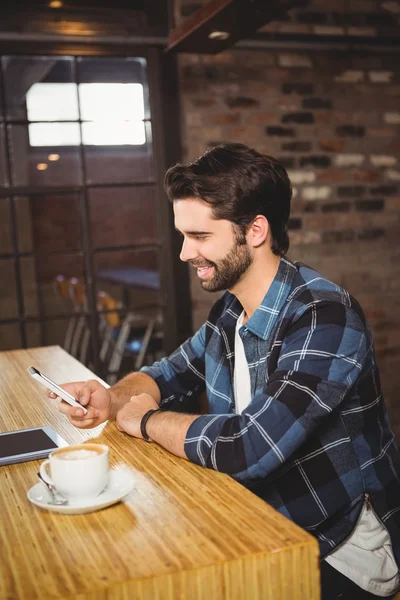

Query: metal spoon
left=36, top=472, right=68, bottom=505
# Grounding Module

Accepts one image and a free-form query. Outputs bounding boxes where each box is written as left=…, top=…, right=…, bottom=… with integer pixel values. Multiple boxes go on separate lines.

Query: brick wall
left=177, top=47, right=400, bottom=436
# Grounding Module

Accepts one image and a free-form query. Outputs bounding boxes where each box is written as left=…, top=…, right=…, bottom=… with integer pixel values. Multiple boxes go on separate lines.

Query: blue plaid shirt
left=142, top=257, right=400, bottom=560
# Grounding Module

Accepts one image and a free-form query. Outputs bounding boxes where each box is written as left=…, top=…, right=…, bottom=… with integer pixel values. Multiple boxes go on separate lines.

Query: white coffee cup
left=40, top=443, right=109, bottom=502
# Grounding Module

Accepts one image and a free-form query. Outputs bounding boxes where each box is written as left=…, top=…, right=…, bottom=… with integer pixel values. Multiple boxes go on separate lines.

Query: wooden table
left=0, top=346, right=320, bottom=600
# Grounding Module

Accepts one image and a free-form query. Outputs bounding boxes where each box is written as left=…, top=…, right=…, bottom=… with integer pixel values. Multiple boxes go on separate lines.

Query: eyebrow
left=175, top=227, right=212, bottom=235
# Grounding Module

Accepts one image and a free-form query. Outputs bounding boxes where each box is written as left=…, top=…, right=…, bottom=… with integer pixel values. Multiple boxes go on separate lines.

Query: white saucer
left=27, top=467, right=135, bottom=515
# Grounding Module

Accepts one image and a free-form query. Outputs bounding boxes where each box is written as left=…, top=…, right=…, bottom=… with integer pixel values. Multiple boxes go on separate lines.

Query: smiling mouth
left=196, top=265, right=214, bottom=279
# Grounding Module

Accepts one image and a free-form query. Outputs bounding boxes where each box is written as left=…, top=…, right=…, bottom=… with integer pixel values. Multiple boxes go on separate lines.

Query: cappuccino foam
left=58, top=449, right=100, bottom=461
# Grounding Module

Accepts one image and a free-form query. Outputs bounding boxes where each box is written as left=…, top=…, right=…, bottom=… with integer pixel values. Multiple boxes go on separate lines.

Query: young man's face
left=174, top=198, right=252, bottom=293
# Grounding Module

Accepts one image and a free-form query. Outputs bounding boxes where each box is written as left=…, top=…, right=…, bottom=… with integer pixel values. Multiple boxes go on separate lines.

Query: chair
left=68, top=278, right=91, bottom=365
left=97, top=291, right=161, bottom=385
left=53, top=275, right=79, bottom=354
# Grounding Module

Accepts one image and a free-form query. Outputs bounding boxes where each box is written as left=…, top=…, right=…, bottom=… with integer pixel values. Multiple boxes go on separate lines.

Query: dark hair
left=164, top=143, right=292, bottom=256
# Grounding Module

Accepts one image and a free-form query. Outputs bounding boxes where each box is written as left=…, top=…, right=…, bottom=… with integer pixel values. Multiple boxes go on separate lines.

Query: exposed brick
left=334, top=154, right=365, bottom=167
left=207, top=113, right=241, bottom=125
left=288, top=218, right=302, bottom=230
left=386, top=197, right=400, bottom=210
left=322, top=230, right=355, bottom=243
left=282, top=112, right=315, bottom=124
left=334, top=70, right=364, bottom=83
left=353, top=170, right=381, bottom=182
left=336, top=125, right=366, bottom=137
left=338, top=186, right=365, bottom=197
left=370, top=185, right=397, bottom=195
left=302, top=98, right=333, bottom=109
left=300, top=155, right=331, bottom=168
left=384, top=112, right=400, bottom=124
left=355, top=199, right=385, bottom=211
left=246, top=112, right=276, bottom=125
left=290, top=230, right=322, bottom=245
left=304, top=202, right=317, bottom=212
left=386, top=170, right=400, bottom=181
left=188, top=97, right=217, bottom=108
left=369, top=71, right=394, bottom=83
left=358, top=228, right=385, bottom=241
left=322, top=202, right=351, bottom=212
left=282, top=141, right=312, bottom=152
left=228, top=126, right=261, bottom=140
left=282, top=83, right=314, bottom=95
left=370, top=155, right=397, bottom=168
left=316, top=169, right=349, bottom=182
left=277, top=156, right=296, bottom=169
left=319, top=139, right=346, bottom=153
left=186, top=112, right=203, bottom=126
left=225, top=96, right=260, bottom=109
left=279, top=54, right=313, bottom=68
left=302, top=186, right=332, bottom=201
left=369, top=127, right=396, bottom=137
left=266, top=126, right=295, bottom=137
left=287, top=170, right=316, bottom=184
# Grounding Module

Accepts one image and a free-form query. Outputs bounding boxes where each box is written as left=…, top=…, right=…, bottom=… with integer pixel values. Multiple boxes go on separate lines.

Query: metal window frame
left=0, top=41, right=192, bottom=374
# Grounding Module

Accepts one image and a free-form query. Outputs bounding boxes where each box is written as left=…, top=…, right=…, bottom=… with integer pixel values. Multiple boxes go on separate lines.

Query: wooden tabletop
left=0, top=346, right=320, bottom=600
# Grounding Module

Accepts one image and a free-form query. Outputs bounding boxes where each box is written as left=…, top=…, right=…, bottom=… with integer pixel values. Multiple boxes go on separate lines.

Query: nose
left=179, top=237, right=198, bottom=263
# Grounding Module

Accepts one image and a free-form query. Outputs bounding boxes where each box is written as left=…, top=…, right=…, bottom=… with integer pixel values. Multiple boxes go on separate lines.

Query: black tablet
left=0, top=426, right=69, bottom=466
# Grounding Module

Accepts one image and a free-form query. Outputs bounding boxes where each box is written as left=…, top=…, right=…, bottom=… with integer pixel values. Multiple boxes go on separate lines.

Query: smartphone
left=0, top=426, right=69, bottom=466
left=28, top=366, right=88, bottom=415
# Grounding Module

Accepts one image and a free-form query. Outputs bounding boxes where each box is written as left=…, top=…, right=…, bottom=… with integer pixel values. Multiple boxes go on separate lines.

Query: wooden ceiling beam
left=166, top=0, right=298, bottom=53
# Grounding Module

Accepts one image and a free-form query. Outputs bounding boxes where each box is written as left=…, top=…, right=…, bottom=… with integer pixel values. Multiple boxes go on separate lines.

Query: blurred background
left=0, top=0, right=399, bottom=434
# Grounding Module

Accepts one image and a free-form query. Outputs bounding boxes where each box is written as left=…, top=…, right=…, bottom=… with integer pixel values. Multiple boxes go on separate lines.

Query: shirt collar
left=219, top=257, right=298, bottom=341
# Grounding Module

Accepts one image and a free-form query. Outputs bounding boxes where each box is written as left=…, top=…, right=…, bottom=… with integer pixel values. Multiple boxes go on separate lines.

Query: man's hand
left=116, top=393, right=159, bottom=438
left=46, top=380, right=113, bottom=429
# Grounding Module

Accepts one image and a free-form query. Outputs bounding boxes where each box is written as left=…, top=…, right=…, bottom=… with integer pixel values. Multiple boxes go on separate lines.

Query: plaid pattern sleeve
left=141, top=323, right=207, bottom=408
left=184, top=300, right=367, bottom=480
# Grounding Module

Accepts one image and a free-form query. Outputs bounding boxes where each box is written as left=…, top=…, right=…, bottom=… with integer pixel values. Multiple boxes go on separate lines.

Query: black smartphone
left=0, top=426, right=69, bottom=466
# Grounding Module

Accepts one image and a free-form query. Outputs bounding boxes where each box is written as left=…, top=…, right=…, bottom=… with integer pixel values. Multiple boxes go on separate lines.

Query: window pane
left=0, top=198, right=12, bottom=254
left=0, top=124, right=8, bottom=186
left=79, top=83, right=144, bottom=121
left=9, top=125, right=82, bottom=186
left=95, top=248, right=161, bottom=311
left=84, top=121, right=153, bottom=184
left=81, top=121, right=145, bottom=146
left=77, top=57, right=147, bottom=86
left=15, top=195, right=33, bottom=254
left=2, top=56, right=75, bottom=120
left=41, top=317, right=74, bottom=348
left=35, top=254, right=84, bottom=317
left=28, top=123, right=81, bottom=147
left=26, top=321, right=42, bottom=348
left=16, top=194, right=81, bottom=254
left=89, top=186, right=157, bottom=249
left=26, top=83, right=79, bottom=121
left=0, top=259, right=18, bottom=319
left=21, top=256, right=39, bottom=317
left=0, top=324, right=21, bottom=351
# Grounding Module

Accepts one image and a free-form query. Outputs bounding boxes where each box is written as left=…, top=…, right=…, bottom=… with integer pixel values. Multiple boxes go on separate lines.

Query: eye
left=196, top=235, right=208, bottom=241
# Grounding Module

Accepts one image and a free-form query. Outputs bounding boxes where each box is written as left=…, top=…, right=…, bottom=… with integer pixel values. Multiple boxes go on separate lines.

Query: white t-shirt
left=233, top=311, right=399, bottom=596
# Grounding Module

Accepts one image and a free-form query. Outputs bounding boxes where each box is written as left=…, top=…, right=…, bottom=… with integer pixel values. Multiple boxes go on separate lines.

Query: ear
left=246, top=215, right=269, bottom=248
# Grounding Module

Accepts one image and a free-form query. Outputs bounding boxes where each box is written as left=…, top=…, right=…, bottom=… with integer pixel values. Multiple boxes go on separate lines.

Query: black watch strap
left=140, top=408, right=161, bottom=442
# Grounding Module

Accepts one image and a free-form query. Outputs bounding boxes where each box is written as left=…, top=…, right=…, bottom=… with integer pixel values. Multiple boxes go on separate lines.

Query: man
left=51, top=143, right=400, bottom=599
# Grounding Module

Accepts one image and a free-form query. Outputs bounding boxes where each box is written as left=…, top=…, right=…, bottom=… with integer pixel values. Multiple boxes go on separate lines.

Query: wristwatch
left=140, top=408, right=162, bottom=442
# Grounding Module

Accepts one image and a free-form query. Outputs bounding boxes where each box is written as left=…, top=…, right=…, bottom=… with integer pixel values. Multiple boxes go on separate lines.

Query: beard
left=195, top=235, right=253, bottom=293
